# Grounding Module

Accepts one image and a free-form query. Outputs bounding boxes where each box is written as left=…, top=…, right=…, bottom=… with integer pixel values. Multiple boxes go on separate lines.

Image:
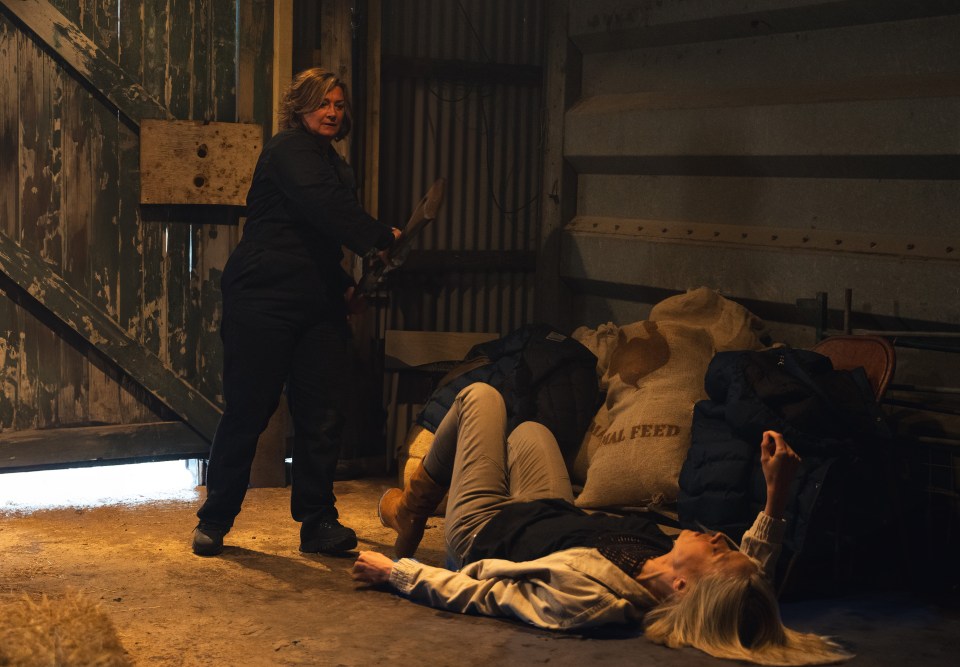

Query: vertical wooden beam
left=0, top=15, right=21, bottom=429
left=59, top=20, right=96, bottom=425
left=238, top=0, right=272, bottom=128
left=272, top=0, right=293, bottom=136
left=18, top=30, right=64, bottom=429
left=319, top=0, right=353, bottom=160
left=117, top=0, right=148, bottom=424
left=363, top=0, right=380, bottom=217
left=535, top=1, right=578, bottom=331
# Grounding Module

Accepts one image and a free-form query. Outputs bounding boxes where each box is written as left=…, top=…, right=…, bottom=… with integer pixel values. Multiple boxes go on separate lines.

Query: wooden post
left=272, top=0, right=293, bottom=136
left=535, top=1, right=578, bottom=331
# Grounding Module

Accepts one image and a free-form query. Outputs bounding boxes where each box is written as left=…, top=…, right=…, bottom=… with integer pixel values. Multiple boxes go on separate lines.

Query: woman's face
left=669, top=530, right=756, bottom=581
left=302, top=85, right=346, bottom=142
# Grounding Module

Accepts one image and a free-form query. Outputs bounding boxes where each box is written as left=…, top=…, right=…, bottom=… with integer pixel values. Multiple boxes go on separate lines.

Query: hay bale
left=0, top=592, right=131, bottom=667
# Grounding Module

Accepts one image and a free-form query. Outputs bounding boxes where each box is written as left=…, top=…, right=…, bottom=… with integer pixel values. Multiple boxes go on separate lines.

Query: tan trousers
left=424, top=382, right=575, bottom=568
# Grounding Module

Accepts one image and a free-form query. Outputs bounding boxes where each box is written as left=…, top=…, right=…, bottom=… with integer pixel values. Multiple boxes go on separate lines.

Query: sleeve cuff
left=749, top=512, right=787, bottom=544
left=389, top=558, right=420, bottom=594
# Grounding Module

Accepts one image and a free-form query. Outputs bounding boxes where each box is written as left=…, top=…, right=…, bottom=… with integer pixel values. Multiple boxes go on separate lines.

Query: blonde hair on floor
left=644, top=572, right=853, bottom=665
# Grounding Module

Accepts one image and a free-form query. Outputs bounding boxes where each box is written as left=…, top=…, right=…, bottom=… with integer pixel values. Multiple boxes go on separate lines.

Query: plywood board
left=139, top=120, right=262, bottom=205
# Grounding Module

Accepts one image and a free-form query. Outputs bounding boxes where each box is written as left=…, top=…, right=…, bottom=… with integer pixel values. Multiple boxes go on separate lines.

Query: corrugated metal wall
left=0, top=0, right=271, bottom=439
left=377, top=0, right=545, bottom=335
left=557, top=0, right=960, bottom=348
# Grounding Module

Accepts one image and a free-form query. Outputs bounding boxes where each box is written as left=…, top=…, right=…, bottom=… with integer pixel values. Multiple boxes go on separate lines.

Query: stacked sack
left=571, top=287, right=766, bottom=509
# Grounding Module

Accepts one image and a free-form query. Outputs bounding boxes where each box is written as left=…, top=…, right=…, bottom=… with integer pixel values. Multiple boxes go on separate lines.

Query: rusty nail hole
left=741, top=233, right=748, bottom=239
left=947, top=247, right=954, bottom=253
left=802, top=237, right=809, bottom=243
left=771, top=235, right=778, bottom=241
left=194, top=175, right=206, bottom=188
left=637, top=226, right=644, bottom=232
left=713, top=231, right=720, bottom=237
left=869, top=242, right=877, bottom=248
left=197, top=144, right=209, bottom=158
left=834, top=239, right=842, bottom=245
left=592, top=223, right=598, bottom=228
left=661, top=228, right=669, bottom=233
left=686, top=229, right=693, bottom=235
left=614, top=225, right=620, bottom=231
left=906, top=243, right=915, bottom=250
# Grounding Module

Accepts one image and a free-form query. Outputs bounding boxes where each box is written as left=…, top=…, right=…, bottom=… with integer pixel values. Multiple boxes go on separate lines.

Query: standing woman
left=192, top=67, right=399, bottom=556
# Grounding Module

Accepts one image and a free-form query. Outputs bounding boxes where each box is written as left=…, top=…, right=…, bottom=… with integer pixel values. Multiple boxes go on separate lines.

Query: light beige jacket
left=389, top=512, right=786, bottom=631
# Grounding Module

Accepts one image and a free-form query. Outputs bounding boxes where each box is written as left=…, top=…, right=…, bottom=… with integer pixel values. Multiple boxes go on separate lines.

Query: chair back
left=811, top=335, right=896, bottom=401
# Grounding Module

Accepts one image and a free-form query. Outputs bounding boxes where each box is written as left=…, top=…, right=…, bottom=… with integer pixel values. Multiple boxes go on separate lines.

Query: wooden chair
left=811, top=334, right=896, bottom=401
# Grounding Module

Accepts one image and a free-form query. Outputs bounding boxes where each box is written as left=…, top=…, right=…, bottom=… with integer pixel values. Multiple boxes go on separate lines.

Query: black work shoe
left=192, top=523, right=228, bottom=557
left=300, top=520, right=358, bottom=554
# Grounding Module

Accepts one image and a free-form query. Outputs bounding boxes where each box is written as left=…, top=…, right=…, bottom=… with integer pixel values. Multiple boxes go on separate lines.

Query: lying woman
left=352, top=382, right=851, bottom=665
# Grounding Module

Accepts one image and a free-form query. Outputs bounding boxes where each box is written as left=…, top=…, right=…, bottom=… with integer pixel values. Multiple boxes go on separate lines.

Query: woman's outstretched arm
left=739, top=431, right=802, bottom=580
left=351, top=549, right=645, bottom=630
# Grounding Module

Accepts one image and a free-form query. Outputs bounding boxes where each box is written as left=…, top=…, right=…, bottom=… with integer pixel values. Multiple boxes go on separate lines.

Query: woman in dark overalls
left=192, top=67, right=399, bottom=556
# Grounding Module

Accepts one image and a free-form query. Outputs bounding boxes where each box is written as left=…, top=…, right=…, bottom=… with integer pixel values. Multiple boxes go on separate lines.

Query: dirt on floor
left=3, top=477, right=960, bottom=667
left=0, top=479, right=448, bottom=666
left=0, top=479, right=671, bottom=667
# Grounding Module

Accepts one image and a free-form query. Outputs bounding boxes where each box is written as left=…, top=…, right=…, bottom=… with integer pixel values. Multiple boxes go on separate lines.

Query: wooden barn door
left=0, top=0, right=272, bottom=471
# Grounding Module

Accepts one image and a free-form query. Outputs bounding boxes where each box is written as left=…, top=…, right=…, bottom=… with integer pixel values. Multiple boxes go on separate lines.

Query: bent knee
left=456, top=382, right=504, bottom=409
left=510, top=420, right=553, bottom=443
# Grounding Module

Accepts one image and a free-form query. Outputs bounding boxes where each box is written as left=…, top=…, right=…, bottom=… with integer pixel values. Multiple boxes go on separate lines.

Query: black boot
left=192, top=522, right=229, bottom=557
left=300, top=517, right=358, bottom=553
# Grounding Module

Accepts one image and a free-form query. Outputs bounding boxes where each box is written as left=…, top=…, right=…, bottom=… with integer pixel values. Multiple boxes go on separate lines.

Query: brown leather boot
left=378, top=462, right=447, bottom=557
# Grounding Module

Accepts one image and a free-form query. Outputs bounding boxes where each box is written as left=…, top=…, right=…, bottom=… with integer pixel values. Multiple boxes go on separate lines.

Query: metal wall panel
left=377, top=0, right=545, bottom=335
left=559, top=0, right=960, bottom=349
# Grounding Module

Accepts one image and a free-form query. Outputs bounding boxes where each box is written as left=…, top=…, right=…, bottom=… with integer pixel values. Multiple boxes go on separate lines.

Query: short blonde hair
left=644, top=572, right=853, bottom=665
left=277, top=67, right=353, bottom=139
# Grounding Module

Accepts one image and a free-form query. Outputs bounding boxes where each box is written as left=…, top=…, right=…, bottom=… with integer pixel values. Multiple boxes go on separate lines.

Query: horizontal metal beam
left=569, top=0, right=960, bottom=53
left=566, top=216, right=958, bottom=262
left=560, top=229, right=960, bottom=326
left=565, top=96, right=960, bottom=163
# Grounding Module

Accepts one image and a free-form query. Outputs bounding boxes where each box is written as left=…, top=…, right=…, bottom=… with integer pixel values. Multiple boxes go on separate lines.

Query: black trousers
left=197, top=248, right=350, bottom=529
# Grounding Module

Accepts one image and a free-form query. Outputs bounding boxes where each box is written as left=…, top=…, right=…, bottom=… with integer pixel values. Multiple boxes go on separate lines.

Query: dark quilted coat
left=416, top=324, right=600, bottom=464
left=677, top=347, right=893, bottom=593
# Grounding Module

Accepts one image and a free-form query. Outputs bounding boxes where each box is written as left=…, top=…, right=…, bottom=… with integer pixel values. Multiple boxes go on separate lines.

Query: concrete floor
left=1, top=476, right=958, bottom=666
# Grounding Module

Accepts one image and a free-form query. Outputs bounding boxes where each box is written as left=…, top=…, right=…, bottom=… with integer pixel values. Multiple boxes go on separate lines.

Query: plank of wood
left=0, top=0, right=172, bottom=126
left=59, top=57, right=93, bottom=425
left=166, top=0, right=193, bottom=119
left=0, top=16, right=19, bottom=429
left=16, top=35, right=60, bottom=428
left=212, top=0, right=238, bottom=122
left=0, top=421, right=209, bottom=471
left=0, top=232, right=223, bottom=442
left=0, top=14, right=17, bottom=239
left=272, top=0, right=293, bottom=136
left=139, top=120, right=262, bottom=205
left=383, top=330, right=500, bottom=369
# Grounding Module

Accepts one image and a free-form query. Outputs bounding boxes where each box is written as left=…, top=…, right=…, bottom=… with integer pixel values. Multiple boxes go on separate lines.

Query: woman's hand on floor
left=351, top=551, right=395, bottom=585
